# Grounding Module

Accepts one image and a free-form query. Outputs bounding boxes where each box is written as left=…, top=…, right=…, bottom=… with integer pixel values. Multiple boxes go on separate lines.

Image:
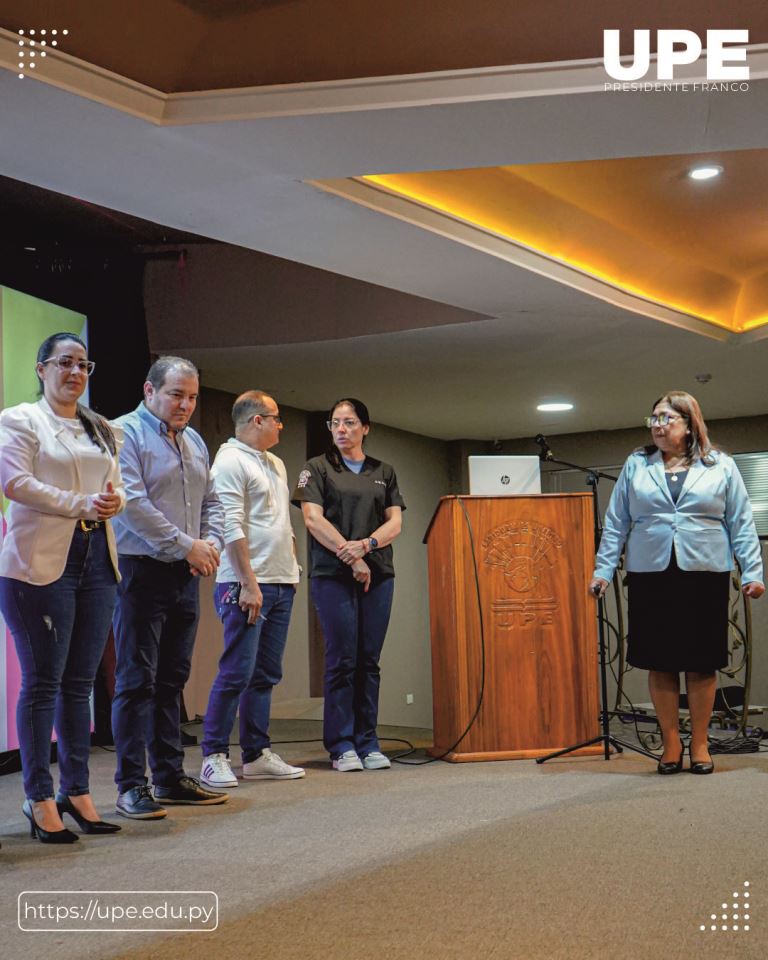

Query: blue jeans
left=201, top=583, right=295, bottom=763
left=0, top=526, right=117, bottom=801
left=310, top=575, right=395, bottom=759
left=111, top=556, right=200, bottom=792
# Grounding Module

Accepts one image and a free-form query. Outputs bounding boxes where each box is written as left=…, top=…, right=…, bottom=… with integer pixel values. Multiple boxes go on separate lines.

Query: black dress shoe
left=22, top=799, right=79, bottom=844
left=153, top=776, right=228, bottom=805
left=657, top=745, right=685, bottom=775
left=56, top=794, right=122, bottom=834
left=116, top=785, right=167, bottom=820
left=689, top=744, right=715, bottom=775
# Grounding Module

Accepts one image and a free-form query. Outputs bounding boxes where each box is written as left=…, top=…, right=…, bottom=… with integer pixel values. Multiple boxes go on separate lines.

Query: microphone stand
left=533, top=437, right=656, bottom=763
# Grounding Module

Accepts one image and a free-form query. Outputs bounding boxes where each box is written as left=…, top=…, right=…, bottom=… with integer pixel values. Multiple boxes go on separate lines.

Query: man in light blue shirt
left=111, top=356, right=227, bottom=820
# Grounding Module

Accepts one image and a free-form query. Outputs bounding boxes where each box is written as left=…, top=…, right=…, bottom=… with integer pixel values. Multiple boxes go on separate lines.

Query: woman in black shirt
left=292, top=398, right=405, bottom=771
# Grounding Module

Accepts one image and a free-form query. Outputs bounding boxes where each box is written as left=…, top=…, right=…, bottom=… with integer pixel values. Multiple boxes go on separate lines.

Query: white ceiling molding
left=0, top=28, right=165, bottom=122
left=3, top=28, right=768, bottom=437
left=311, top=176, right=731, bottom=344
left=733, top=325, right=768, bottom=345
left=4, top=27, right=768, bottom=127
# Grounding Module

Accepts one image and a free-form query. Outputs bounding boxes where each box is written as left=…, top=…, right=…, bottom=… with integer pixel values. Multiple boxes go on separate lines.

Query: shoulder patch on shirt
left=297, top=469, right=312, bottom=488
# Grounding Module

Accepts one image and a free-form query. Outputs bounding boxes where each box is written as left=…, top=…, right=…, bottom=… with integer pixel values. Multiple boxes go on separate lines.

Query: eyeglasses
left=644, top=414, right=686, bottom=428
left=41, top=356, right=95, bottom=375
left=259, top=414, right=282, bottom=424
left=327, top=418, right=361, bottom=430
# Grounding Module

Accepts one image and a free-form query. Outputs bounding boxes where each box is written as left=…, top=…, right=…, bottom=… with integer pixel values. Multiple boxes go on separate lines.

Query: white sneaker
left=362, top=750, right=391, bottom=770
left=200, top=753, right=238, bottom=788
left=332, top=750, right=364, bottom=772
left=242, top=748, right=305, bottom=780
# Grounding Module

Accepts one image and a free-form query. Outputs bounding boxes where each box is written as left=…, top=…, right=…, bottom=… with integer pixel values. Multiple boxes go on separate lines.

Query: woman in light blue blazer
left=590, top=391, right=764, bottom=776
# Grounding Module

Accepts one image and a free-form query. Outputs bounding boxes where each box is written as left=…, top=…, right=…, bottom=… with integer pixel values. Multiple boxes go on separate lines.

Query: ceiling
left=1, top=11, right=768, bottom=440
left=359, top=148, right=768, bottom=334
left=3, top=0, right=764, bottom=91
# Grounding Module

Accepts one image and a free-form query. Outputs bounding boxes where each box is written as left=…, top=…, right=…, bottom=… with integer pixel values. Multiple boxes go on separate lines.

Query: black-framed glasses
left=259, top=414, right=282, bottom=424
left=327, top=418, right=361, bottom=430
left=644, top=414, right=685, bottom=428
left=41, top=355, right=95, bottom=376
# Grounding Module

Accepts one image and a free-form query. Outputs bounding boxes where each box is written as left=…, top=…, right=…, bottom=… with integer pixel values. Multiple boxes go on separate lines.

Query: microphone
left=535, top=434, right=553, bottom=462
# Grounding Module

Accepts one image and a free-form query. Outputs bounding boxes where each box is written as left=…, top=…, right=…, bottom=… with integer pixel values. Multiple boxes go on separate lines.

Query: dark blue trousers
left=111, top=556, right=199, bottom=792
left=310, top=575, right=395, bottom=759
left=0, top=526, right=117, bottom=801
left=202, top=582, right=295, bottom=763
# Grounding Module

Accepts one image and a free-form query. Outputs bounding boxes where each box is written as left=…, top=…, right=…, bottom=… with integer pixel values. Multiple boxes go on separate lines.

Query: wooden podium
left=424, top=494, right=600, bottom=761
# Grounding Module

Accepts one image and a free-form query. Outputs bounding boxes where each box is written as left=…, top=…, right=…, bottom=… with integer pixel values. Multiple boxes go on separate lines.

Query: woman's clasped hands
left=336, top=540, right=371, bottom=591
left=92, top=481, right=122, bottom=520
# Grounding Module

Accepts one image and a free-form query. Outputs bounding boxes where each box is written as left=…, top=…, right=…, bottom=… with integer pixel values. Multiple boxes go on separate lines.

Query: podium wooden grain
left=424, top=495, right=601, bottom=761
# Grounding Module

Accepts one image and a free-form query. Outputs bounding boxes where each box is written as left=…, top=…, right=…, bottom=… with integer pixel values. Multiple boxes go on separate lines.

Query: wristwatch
left=367, top=537, right=379, bottom=552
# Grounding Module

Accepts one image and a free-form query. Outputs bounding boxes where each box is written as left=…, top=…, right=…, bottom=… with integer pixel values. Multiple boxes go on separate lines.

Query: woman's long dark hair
left=37, top=332, right=117, bottom=456
left=644, top=390, right=716, bottom=466
left=326, top=397, right=370, bottom=471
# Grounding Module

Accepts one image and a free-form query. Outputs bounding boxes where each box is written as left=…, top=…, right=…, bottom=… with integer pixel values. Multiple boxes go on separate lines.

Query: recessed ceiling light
left=688, top=165, right=722, bottom=181
left=537, top=403, right=573, bottom=412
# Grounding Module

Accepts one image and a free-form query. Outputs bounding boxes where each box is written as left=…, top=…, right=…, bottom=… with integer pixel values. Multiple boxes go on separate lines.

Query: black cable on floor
left=393, top=498, right=487, bottom=766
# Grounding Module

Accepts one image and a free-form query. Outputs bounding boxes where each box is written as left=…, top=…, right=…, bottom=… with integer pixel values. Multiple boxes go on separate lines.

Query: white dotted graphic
left=16, top=27, right=68, bottom=77
left=700, top=881, right=752, bottom=932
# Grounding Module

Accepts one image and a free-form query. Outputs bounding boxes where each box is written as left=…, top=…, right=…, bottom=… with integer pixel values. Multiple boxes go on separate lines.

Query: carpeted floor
left=1, top=720, right=766, bottom=960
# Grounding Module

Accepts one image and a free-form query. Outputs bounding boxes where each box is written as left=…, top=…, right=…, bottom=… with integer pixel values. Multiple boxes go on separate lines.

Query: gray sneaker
left=332, top=750, right=364, bottom=772
left=116, top=785, right=167, bottom=820
left=362, top=751, right=392, bottom=770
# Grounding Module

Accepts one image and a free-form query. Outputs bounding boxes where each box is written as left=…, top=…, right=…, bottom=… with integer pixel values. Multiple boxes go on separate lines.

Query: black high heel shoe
left=56, top=794, right=122, bottom=834
left=689, top=744, right=715, bottom=775
left=657, top=745, right=685, bottom=775
left=22, top=799, right=79, bottom=844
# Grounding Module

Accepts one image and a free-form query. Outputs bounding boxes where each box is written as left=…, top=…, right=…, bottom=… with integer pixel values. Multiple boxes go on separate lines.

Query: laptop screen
left=467, top=456, right=542, bottom=495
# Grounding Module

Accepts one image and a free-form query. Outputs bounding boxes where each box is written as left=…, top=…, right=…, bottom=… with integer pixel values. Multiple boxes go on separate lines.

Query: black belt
left=123, top=555, right=187, bottom=567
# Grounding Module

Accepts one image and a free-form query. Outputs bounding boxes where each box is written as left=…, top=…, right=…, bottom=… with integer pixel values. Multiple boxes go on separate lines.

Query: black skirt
left=626, top=551, right=731, bottom=673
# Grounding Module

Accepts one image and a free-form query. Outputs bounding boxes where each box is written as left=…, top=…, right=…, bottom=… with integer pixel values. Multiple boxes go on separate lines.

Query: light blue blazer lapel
left=676, top=458, right=708, bottom=505
left=646, top=450, right=672, bottom=503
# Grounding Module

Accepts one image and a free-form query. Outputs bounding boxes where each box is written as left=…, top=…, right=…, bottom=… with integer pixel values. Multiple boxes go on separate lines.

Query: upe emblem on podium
left=482, top=518, right=563, bottom=628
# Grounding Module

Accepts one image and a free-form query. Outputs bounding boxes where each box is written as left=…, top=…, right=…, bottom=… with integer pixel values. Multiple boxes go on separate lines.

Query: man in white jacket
left=199, top=390, right=304, bottom=786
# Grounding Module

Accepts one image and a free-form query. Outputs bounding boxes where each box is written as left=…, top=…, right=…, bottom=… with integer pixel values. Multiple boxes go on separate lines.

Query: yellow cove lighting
left=361, top=157, right=768, bottom=335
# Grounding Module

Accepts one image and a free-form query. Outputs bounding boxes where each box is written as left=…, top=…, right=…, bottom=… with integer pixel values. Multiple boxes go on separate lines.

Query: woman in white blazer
left=590, top=391, right=764, bottom=776
left=0, top=333, right=124, bottom=843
